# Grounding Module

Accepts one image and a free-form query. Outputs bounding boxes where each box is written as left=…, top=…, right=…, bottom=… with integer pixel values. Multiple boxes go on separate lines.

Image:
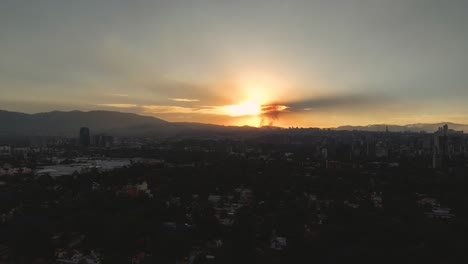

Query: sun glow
left=225, top=101, right=262, bottom=117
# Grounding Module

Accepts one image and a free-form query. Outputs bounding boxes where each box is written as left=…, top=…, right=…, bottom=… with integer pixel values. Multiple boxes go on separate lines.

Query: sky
left=1, top=0, right=468, bottom=127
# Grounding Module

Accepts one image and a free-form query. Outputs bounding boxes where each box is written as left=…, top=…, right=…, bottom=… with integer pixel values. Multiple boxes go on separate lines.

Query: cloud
left=169, top=98, right=200, bottom=102
left=259, top=104, right=288, bottom=126
left=280, top=93, right=391, bottom=112
left=142, top=105, right=224, bottom=115
left=256, top=94, right=391, bottom=126
left=109, top=93, right=129, bottom=97
left=94, top=93, right=391, bottom=128
left=261, top=104, right=288, bottom=113
left=96, top=103, right=138, bottom=108
left=145, top=80, right=232, bottom=106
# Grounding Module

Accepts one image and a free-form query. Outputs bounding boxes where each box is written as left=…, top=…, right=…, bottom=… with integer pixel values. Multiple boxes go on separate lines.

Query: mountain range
left=0, top=110, right=258, bottom=138
left=335, top=123, right=468, bottom=133
left=0, top=109, right=466, bottom=137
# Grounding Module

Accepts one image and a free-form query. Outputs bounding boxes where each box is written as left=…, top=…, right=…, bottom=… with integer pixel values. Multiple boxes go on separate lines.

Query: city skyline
left=1, top=0, right=468, bottom=127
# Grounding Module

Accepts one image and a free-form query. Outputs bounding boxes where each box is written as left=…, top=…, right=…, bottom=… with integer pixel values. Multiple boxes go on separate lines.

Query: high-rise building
left=93, top=134, right=114, bottom=148
left=79, top=127, right=90, bottom=147
left=433, top=124, right=448, bottom=169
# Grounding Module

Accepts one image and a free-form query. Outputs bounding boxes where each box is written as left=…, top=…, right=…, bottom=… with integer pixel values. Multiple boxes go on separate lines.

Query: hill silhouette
left=0, top=110, right=466, bottom=137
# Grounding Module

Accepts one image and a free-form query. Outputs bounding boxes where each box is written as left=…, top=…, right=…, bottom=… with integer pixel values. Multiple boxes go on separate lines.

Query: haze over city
left=1, top=0, right=468, bottom=127
left=3, top=1, right=468, bottom=263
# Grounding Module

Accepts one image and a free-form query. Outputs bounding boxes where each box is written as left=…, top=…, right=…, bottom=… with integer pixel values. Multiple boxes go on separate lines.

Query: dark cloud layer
left=283, top=94, right=389, bottom=111
left=259, top=93, right=390, bottom=126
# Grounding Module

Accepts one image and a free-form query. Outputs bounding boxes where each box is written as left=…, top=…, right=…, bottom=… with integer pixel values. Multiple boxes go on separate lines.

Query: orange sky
left=1, top=1, right=468, bottom=127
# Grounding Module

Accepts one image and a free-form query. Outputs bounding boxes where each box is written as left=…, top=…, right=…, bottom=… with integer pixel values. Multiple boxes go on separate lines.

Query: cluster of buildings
left=0, top=162, right=32, bottom=177
left=416, top=194, right=456, bottom=220
left=0, top=124, right=465, bottom=262
left=80, top=127, right=114, bottom=148
left=53, top=233, right=102, bottom=264
left=0, top=125, right=465, bottom=171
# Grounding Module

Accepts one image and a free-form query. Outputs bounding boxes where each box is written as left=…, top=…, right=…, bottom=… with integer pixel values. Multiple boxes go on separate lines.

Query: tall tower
left=433, top=124, right=449, bottom=169
left=79, top=127, right=90, bottom=147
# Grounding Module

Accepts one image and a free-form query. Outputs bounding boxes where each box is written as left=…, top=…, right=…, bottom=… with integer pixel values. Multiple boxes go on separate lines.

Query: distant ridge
left=0, top=109, right=466, bottom=137
left=335, top=122, right=468, bottom=132
left=0, top=110, right=178, bottom=137
left=0, top=109, right=262, bottom=138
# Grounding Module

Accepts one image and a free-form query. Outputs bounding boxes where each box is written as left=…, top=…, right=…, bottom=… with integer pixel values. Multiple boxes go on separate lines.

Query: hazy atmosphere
left=3, top=2, right=468, bottom=263
left=1, top=0, right=468, bottom=127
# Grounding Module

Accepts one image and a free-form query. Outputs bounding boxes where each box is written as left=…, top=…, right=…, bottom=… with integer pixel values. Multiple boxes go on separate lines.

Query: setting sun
left=225, top=101, right=261, bottom=117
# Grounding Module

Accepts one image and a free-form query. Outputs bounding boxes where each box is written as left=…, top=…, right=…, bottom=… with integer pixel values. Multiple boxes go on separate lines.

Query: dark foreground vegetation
left=1, top=146, right=468, bottom=263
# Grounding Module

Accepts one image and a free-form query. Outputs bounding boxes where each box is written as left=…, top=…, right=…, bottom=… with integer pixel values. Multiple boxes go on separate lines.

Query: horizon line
left=0, top=108, right=465, bottom=131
